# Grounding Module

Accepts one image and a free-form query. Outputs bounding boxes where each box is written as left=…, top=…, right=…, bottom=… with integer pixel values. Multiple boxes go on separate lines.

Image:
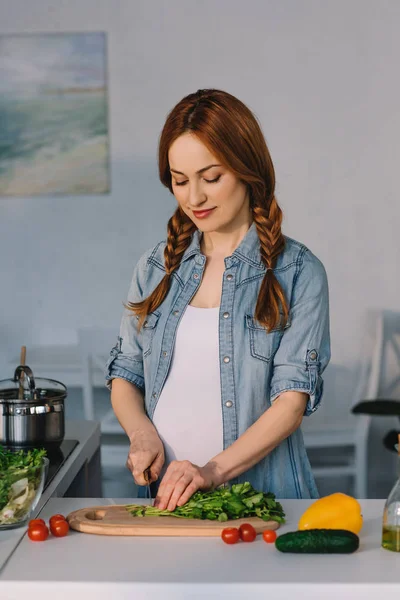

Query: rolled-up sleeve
left=269, top=249, right=331, bottom=416
left=104, top=251, right=149, bottom=393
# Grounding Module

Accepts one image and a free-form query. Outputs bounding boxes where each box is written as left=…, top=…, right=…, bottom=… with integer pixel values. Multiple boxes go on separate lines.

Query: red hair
left=128, top=89, right=288, bottom=331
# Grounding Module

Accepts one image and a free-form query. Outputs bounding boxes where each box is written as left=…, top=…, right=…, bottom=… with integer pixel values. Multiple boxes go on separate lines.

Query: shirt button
left=193, top=273, right=199, bottom=280
left=225, top=401, right=233, bottom=408
left=173, top=310, right=179, bottom=316
left=162, top=351, right=168, bottom=357
left=223, top=356, right=230, bottom=363
left=309, top=350, right=317, bottom=360
left=226, top=274, right=233, bottom=281
left=152, top=393, right=157, bottom=398
left=223, top=312, right=230, bottom=319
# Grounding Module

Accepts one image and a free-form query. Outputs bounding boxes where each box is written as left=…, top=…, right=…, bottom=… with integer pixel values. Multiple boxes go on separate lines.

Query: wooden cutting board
left=66, top=505, right=281, bottom=537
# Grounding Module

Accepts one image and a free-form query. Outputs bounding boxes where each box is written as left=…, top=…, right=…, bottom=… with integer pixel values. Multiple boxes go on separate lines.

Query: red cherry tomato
left=49, top=514, right=66, bottom=526
left=262, top=529, right=277, bottom=543
left=50, top=519, right=70, bottom=537
left=28, top=518, right=46, bottom=528
left=27, top=524, right=49, bottom=542
left=239, top=523, right=257, bottom=542
left=221, top=527, right=240, bottom=544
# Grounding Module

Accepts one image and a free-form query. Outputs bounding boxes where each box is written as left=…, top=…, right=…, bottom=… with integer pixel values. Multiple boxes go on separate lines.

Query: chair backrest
left=77, top=327, right=119, bottom=420
left=382, top=310, right=400, bottom=336
left=353, top=309, right=400, bottom=442
left=380, top=310, right=400, bottom=397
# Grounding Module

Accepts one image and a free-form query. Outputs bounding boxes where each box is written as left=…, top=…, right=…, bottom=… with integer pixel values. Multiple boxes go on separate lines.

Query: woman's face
left=168, top=133, right=251, bottom=233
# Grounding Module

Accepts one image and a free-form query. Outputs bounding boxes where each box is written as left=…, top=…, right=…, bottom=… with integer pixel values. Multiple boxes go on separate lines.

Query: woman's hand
left=126, top=427, right=165, bottom=486
left=153, top=460, right=220, bottom=511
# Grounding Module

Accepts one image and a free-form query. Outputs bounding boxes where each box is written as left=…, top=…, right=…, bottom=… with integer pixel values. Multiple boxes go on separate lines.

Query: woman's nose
left=187, top=184, right=207, bottom=208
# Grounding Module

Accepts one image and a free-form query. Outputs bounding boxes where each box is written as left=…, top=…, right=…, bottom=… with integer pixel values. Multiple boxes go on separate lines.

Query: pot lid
left=0, top=365, right=67, bottom=403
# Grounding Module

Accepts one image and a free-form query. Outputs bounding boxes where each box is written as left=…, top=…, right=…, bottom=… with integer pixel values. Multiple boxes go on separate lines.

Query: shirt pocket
left=245, top=314, right=290, bottom=363
left=141, top=311, right=161, bottom=358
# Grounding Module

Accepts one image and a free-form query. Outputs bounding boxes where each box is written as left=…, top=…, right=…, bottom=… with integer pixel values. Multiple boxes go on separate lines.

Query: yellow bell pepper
left=298, top=492, right=363, bottom=534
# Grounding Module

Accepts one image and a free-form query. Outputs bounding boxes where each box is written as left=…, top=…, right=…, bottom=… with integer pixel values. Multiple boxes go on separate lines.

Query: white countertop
left=0, top=420, right=100, bottom=574
left=0, top=496, right=398, bottom=600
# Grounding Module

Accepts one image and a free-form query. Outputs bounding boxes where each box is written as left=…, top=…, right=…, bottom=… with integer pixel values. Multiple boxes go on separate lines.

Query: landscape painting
left=0, top=32, right=110, bottom=196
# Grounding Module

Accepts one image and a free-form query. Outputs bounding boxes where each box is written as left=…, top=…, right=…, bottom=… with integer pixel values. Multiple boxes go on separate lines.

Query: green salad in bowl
left=0, top=445, right=48, bottom=529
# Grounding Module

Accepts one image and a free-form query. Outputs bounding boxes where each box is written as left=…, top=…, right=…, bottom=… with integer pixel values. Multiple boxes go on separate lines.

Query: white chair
left=375, top=310, right=400, bottom=397
left=77, top=328, right=118, bottom=423
left=77, top=328, right=129, bottom=469
left=301, top=309, right=400, bottom=499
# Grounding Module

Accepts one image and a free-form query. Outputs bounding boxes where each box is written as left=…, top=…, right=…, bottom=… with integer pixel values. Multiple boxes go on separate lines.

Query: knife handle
left=143, top=467, right=151, bottom=483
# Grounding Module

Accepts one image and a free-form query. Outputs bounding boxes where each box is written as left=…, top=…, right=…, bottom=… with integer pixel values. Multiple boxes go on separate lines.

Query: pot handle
left=13, top=365, right=36, bottom=396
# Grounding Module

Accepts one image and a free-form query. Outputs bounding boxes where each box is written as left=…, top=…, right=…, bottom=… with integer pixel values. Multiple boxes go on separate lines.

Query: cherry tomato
left=262, top=529, right=277, bottom=543
left=28, top=518, right=45, bottom=528
left=49, top=514, right=66, bottom=527
left=27, top=524, right=49, bottom=542
left=239, top=523, right=257, bottom=542
left=50, top=519, right=70, bottom=537
left=50, top=513, right=66, bottom=522
left=221, top=527, right=240, bottom=544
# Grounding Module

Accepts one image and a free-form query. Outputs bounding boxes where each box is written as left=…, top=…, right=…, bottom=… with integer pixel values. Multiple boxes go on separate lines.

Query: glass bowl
left=0, top=456, right=49, bottom=530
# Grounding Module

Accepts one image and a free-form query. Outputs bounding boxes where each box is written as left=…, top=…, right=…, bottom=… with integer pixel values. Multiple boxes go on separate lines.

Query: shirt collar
left=181, top=222, right=264, bottom=269
left=181, top=228, right=202, bottom=263
left=232, top=222, right=264, bottom=268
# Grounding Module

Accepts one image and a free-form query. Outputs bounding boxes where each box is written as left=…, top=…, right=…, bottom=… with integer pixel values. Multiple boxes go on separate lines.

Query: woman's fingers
left=127, top=452, right=153, bottom=485
left=127, top=449, right=165, bottom=486
left=155, top=461, right=201, bottom=511
left=156, top=475, right=187, bottom=511
left=163, top=473, right=192, bottom=511
left=125, top=429, right=165, bottom=485
left=149, top=453, right=164, bottom=483
left=166, top=477, right=199, bottom=512
left=132, top=465, right=149, bottom=486
left=176, top=480, right=199, bottom=508
left=154, top=462, right=181, bottom=509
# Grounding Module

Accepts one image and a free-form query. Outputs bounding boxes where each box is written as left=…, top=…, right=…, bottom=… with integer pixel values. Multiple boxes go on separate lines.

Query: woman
left=105, top=88, right=330, bottom=511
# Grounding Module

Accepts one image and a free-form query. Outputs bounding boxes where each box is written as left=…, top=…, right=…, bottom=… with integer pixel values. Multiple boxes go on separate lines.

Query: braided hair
left=127, top=208, right=196, bottom=328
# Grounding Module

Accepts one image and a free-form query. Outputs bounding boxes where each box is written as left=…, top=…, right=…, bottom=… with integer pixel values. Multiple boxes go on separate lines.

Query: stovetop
left=43, top=439, right=79, bottom=490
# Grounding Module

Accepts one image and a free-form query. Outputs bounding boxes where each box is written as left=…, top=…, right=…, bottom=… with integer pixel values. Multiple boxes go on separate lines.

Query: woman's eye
left=174, top=175, right=221, bottom=187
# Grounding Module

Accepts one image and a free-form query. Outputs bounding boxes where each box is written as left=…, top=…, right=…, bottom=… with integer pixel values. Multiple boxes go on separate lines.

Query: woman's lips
left=192, top=207, right=216, bottom=219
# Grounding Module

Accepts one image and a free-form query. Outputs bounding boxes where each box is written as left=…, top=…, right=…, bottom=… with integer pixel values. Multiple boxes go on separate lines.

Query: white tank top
left=152, top=304, right=224, bottom=475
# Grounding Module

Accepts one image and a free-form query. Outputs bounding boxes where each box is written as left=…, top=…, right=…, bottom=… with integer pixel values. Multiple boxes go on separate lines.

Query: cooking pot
left=0, top=365, right=66, bottom=448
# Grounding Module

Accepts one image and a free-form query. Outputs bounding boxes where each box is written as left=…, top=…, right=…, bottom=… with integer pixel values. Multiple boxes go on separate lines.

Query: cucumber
left=275, top=529, right=359, bottom=554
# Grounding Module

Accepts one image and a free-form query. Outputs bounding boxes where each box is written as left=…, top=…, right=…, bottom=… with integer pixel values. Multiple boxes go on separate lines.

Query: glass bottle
left=382, top=438, right=400, bottom=552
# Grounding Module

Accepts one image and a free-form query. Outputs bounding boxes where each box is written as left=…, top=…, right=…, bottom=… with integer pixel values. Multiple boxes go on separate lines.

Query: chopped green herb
left=126, top=482, right=285, bottom=523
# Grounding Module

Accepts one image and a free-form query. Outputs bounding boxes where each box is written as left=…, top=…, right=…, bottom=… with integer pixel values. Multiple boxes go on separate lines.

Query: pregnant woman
left=105, top=88, right=330, bottom=511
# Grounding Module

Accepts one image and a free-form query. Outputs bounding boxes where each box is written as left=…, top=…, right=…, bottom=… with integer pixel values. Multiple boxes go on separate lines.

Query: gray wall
left=0, top=1, right=399, bottom=489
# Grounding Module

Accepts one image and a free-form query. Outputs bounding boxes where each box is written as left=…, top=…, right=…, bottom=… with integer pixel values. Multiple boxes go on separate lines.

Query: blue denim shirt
left=105, top=222, right=330, bottom=499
